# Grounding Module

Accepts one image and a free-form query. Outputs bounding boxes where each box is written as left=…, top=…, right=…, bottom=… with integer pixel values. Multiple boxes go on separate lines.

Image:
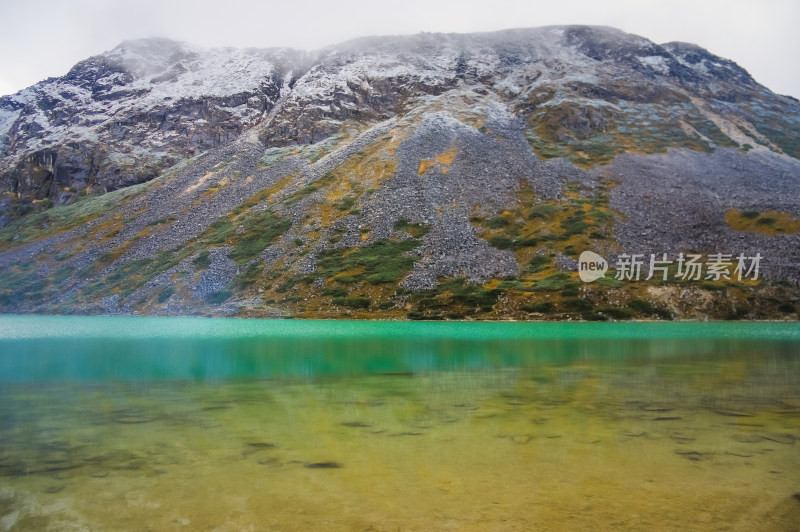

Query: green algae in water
left=0, top=316, right=798, bottom=530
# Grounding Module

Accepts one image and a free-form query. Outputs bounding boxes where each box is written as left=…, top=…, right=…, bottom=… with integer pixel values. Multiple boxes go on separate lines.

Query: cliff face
left=0, top=26, right=799, bottom=320
left=0, top=38, right=300, bottom=213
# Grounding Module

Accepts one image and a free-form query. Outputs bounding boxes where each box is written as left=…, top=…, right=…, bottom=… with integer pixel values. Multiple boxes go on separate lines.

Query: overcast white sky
left=0, top=0, right=798, bottom=98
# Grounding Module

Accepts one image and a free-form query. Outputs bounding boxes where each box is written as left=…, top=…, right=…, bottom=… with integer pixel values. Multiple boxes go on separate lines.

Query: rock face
left=0, top=26, right=799, bottom=320
left=0, top=38, right=299, bottom=209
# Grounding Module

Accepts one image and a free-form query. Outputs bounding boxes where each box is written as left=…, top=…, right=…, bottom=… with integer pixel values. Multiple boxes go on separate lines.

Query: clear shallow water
left=0, top=316, right=798, bottom=530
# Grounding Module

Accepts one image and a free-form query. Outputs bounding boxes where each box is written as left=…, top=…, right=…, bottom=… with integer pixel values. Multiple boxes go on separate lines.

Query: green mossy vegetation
left=522, top=301, right=554, bottom=313
left=206, top=290, right=232, bottom=304
left=0, top=263, right=49, bottom=308
left=157, top=286, right=174, bottom=303
left=628, top=299, right=673, bottom=319
left=486, top=216, right=510, bottom=229
left=726, top=208, right=799, bottom=235
left=228, top=210, right=291, bottom=265
left=749, top=109, right=800, bottom=159
left=528, top=205, right=558, bottom=219
left=406, top=277, right=503, bottom=319
left=393, top=219, right=430, bottom=238
left=192, top=251, right=211, bottom=270
left=335, top=197, right=356, bottom=211
left=283, top=171, right=338, bottom=207
left=0, top=180, right=153, bottom=252
left=332, top=297, right=371, bottom=309
left=533, top=273, right=578, bottom=292
left=231, top=263, right=263, bottom=290
left=322, top=287, right=348, bottom=297
left=317, top=238, right=421, bottom=286
left=522, top=99, right=739, bottom=168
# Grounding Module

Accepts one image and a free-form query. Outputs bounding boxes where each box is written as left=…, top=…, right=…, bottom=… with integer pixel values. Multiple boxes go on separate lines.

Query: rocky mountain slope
left=1, top=26, right=799, bottom=320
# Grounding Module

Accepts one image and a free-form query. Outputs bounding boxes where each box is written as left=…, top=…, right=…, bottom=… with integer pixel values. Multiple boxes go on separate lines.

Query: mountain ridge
left=1, top=26, right=795, bottom=212
left=0, top=26, right=798, bottom=320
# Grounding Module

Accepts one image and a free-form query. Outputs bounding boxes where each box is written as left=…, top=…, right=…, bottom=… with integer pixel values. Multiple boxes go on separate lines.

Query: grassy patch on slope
left=317, top=239, right=421, bottom=286
left=0, top=180, right=153, bottom=252
left=725, top=208, right=800, bottom=235
left=522, top=96, right=737, bottom=168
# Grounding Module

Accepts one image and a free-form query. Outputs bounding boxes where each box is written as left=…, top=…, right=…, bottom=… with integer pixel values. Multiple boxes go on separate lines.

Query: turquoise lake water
left=0, top=316, right=799, bottom=530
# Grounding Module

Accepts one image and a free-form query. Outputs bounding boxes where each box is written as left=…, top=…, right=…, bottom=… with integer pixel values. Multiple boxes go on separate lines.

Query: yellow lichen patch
left=469, top=114, right=486, bottom=131
left=52, top=233, right=87, bottom=258
left=229, top=173, right=297, bottom=219
left=261, top=173, right=297, bottom=205
left=84, top=214, right=125, bottom=244
left=325, top=141, right=400, bottom=198
left=94, top=238, right=136, bottom=271
left=726, top=209, right=800, bottom=235
left=484, top=279, right=503, bottom=290
left=191, top=173, right=237, bottom=206
left=435, top=147, right=457, bottom=166
left=418, top=159, right=434, bottom=175
left=133, top=224, right=156, bottom=240
left=183, top=170, right=218, bottom=196
left=418, top=146, right=458, bottom=176
left=99, top=221, right=125, bottom=244
left=379, top=126, right=406, bottom=156
left=316, top=202, right=336, bottom=229
left=324, top=180, right=355, bottom=205
left=331, top=267, right=365, bottom=281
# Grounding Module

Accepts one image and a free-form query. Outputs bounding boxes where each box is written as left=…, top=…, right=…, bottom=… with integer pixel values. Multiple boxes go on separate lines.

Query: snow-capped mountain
left=3, top=26, right=797, bottom=212
left=0, top=26, right=798, bottom=319
left=0, top=38, right=302, bottom=206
